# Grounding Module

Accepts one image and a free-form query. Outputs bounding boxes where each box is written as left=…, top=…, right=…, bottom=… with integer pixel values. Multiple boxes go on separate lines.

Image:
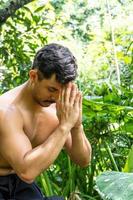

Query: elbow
left=17, top=169, right=35, bottom=184
left=80, top=161, right=90, bottom=168
left=71, top=148, right=92, bottom=168
left=79, top=151, right=92, bottom=168
left=19, top=173, right=35, bottom=184
left=79, top=157, right=91, bottom=168
left=74, top=155, right=91, bottom=168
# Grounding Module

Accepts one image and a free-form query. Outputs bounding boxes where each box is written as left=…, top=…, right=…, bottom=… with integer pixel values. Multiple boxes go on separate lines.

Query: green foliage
left=95, top=171, right=133, bottom=200
left=0, top=0, right=132, bottom=199
left=123, top=145, right=133, bottom=172
left=81, top=87, right=133, bottom=196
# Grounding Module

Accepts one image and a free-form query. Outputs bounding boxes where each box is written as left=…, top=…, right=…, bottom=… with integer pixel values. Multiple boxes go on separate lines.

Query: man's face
left=30, top=72, right=63, bottom=107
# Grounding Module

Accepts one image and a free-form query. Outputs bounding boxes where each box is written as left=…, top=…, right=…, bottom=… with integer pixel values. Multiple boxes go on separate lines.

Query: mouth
left=43, top=100, right=55, bottom=104
left=40, top=100, right=55, bottom=107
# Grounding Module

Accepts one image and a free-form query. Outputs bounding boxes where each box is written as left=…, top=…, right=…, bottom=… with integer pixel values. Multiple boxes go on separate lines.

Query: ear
left=29, top=69, right=39, bottom=82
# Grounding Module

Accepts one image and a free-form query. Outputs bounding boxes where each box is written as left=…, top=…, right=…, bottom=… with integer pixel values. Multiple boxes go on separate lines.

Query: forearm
left=70, top=125, right=92, bottom=167
left=19, top=125, right=69, bottom=183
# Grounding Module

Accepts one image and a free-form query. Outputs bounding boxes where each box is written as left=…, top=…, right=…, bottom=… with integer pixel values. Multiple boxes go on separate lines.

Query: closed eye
left=48, top=87, right=58, bottom=92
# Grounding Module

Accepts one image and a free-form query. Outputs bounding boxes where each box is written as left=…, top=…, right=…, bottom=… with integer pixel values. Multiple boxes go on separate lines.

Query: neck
left=16, top=81, right=42, bottom=112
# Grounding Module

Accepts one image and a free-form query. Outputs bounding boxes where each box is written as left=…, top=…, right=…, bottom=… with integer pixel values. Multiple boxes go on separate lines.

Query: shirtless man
left=0, top=43, right=91, bottom=200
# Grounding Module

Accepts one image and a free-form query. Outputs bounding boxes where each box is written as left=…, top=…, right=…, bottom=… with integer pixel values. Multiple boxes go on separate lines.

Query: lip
left=43, top=102, right=51, bottom=105
left=41, top=101, right=55, bottom=107
left=43, top=100, right=55, bottom=104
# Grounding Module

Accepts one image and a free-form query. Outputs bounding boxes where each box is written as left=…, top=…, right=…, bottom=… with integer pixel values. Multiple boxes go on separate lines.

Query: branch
left=106, top=0, right=121, bottom=86
left=0, top=0, right=34, bottom=25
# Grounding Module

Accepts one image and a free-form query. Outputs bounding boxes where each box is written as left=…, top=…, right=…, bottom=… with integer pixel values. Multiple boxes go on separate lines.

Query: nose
left=51, top=92, right=59, bottom=101
left=50, top=94, right=57, bottom=102
left=50, top=96, right=55, bottom=101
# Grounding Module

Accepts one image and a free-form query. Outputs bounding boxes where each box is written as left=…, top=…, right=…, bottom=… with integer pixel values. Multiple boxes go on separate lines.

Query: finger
left=56, top=101, right=60, bottom=118
left=73, top=92, right=80, bottom=108
left=57, top=89, right=61, bottom=103
left=79, top=91, right=82, bottom=109
left=64, top=82, right=72, bottom=104
left=70, top=84, right=78, bottom=106
left=61, top=87, right=65, bottom=104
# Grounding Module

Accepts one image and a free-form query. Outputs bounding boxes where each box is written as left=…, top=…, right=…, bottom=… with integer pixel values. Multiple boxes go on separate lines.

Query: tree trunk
left=0, top=0, right=34, bottom=25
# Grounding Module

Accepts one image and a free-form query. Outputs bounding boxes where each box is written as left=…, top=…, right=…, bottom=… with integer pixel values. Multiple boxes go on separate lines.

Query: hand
left=56, top=83, right=80, bottom=130
left=73, top=91, right=82, bottom=129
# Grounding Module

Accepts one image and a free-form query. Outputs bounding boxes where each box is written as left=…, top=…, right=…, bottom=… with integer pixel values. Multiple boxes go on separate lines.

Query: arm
left=64, top=89, right=92, bottom=167
left=0, top=83, right=80, bottom=183
left=0, top=108, right=69, bottom=183
left=65, top=125, right=91, bottom=167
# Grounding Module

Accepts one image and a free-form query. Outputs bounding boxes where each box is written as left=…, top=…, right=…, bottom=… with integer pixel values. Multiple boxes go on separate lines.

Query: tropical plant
left=0, top=0, right=132, bottom=199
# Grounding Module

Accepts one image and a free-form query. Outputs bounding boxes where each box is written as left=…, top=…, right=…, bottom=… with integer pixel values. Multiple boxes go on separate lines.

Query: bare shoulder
left=0, top=105, right=23, bottom=130
left=0, top=105, right=22, bottom=118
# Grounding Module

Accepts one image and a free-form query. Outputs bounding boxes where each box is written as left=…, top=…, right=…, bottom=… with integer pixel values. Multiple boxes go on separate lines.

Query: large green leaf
left=95, top=171, right=133, bottom=200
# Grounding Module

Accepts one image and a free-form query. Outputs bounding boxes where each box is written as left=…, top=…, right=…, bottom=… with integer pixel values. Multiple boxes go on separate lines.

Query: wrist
left=59, top=123, right=71, bottom=134
left=71, top=124, right=83, bottom=131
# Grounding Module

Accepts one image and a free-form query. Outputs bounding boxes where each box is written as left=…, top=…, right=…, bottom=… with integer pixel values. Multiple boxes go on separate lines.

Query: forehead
left=40, top=74, right=63, bottom=89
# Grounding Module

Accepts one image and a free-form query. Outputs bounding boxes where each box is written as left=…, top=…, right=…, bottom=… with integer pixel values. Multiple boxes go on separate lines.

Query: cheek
left=55, top=92, right=59, bottom=99
left=37, top=89, right=50, bottom=100
left=33, top=87, right=43, bottom=99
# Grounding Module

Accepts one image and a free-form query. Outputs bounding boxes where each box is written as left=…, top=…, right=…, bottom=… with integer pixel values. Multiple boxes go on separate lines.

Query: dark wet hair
left=32, top=43, right=78, bottom=84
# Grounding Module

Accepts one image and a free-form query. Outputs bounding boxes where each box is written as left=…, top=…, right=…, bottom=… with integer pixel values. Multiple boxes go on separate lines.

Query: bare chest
left=0, top=108, right=59, bottom=172
left=23, top=111, right=59, bottom=148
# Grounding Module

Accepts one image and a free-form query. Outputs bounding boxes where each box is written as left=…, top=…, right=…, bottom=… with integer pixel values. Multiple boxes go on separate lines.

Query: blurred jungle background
left=0, top=0, right=133, bottom=199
